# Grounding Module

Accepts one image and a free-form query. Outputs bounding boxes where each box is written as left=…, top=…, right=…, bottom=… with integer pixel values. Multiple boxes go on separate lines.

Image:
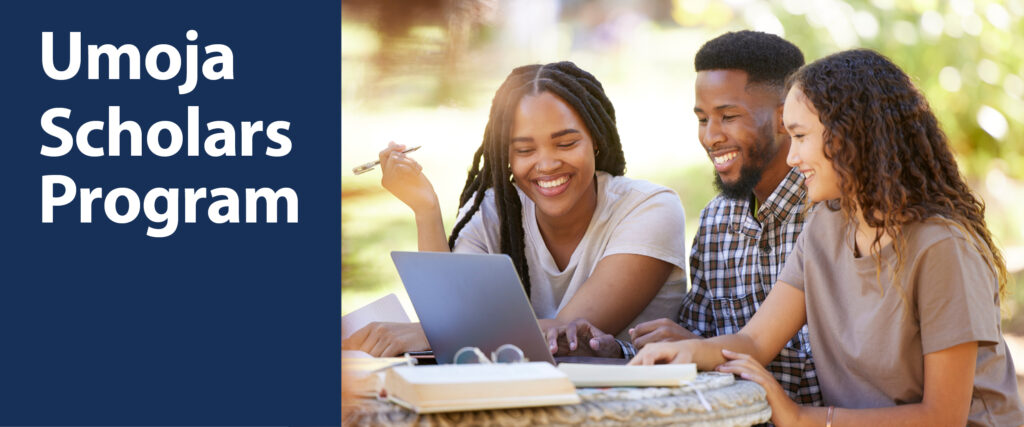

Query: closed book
left=557, top=363, right=697, bottom=387
left=384, top=362, right=580, bottom=413
left=342, top=354, right=414, bottom=397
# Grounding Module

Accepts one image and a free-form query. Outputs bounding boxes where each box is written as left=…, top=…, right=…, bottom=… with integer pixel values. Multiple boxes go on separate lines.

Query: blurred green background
left=341, top=0, right=1024, bottom=330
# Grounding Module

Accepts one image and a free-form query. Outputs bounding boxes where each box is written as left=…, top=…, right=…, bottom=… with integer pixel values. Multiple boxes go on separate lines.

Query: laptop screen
left=391, top=251, right=556, bottom=365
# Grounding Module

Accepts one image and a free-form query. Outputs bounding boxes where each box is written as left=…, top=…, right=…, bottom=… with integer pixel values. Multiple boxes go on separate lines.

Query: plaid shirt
left=679, top=167, right=822, bottom=406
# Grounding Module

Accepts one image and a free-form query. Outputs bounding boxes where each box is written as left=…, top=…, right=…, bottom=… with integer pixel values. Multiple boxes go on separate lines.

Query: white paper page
left=341, top=293, right=410, bottom=339
left=342, top=350, right=374, bottom=359
left=391, top=362, right=565, bottom=384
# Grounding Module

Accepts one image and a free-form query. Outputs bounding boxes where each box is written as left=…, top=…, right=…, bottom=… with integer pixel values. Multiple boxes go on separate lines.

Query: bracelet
left=826, top=405, right=835, bottom=427
left=614, top=338, right=636, bottom=360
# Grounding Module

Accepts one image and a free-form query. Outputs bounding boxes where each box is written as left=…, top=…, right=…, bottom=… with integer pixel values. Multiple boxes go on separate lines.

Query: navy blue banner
left=0, top=1, right=340, bottom=425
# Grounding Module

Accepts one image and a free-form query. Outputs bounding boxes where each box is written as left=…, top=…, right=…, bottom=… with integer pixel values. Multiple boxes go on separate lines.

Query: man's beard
left=713, top=121, right=779, bottom=200
left=714, top=162, right=766, bottom=200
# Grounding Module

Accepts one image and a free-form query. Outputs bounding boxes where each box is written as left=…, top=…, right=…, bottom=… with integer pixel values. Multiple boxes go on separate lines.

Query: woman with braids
left=632, top=49, right=1024, bottom=426
left=344, top=61, right=687, bottom=357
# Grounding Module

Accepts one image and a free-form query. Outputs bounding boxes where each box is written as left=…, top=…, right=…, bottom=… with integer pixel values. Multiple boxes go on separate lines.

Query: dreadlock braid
left=446, top=61, right=626, bottom=297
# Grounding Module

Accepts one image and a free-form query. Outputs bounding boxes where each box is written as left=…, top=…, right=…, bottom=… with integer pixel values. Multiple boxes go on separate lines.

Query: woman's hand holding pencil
left=352, top=144, right=421, bottom=175
left=374, top=142, right=440, bottom=217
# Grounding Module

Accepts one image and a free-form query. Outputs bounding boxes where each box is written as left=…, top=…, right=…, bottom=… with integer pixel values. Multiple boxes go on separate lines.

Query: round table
left=343, top=371, right=771, bottom=426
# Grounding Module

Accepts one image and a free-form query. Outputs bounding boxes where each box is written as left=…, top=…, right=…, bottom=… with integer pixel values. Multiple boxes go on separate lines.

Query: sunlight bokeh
left=342, top=0, right=1024, bottom=326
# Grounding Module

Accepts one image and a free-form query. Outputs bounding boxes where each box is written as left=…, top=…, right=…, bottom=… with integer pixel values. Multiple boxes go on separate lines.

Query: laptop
left=390, top=251, right=558, bottom=365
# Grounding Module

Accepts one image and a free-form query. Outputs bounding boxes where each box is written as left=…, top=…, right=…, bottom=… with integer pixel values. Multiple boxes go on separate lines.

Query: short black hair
left=695, top=30, right=804, bottom=90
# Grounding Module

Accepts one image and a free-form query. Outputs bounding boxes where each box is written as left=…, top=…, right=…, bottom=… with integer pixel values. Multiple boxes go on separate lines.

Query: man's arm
left=629, top=318, right=700, bottom=349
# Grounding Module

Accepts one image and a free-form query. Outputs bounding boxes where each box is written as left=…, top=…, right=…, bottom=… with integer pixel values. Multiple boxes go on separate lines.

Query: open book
left=557, top=363, right=697, bottom=387
left=341, top=293, right=410, bottom=339
left=384, top=362, right=580, bottom=413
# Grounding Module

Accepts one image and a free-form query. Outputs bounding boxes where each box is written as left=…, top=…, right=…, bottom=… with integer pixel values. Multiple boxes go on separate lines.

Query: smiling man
left=564, top=31, right=823, bottom=406
left=675, top=30, right=821, bottom=406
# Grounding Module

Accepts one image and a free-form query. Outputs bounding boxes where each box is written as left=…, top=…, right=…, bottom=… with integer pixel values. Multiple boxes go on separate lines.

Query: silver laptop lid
left=390, top=251, right=556, bottom=365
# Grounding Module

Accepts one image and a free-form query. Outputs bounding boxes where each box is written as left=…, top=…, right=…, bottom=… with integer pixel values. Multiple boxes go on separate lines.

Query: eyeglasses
left=453, top=343, right=526, bottom=364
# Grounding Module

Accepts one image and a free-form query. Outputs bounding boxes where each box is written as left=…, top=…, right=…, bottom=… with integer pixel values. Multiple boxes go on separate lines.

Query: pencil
left=352, top=145, right=422, bottom=175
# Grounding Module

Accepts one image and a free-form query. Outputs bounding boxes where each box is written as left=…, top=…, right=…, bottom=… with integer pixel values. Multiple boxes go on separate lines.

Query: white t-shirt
left=452, top=171, right=688, bottom=339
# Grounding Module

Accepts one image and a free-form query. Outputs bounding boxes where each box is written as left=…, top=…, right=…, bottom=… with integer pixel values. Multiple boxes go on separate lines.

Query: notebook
left=557, top=362, right=697, bottom=387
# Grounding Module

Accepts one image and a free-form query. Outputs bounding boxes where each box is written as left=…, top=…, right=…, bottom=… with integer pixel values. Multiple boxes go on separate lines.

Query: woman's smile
left=534, top=174, right=572, bottom=196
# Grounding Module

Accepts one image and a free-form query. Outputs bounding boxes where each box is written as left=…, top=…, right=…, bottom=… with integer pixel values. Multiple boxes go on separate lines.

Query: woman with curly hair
left=631, top=49, right=1024, bottom=426
left=344, top=61, right=687, bottom=358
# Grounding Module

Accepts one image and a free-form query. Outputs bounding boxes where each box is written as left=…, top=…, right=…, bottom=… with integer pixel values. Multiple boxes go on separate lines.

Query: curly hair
left=787, top=49, right=1008, bottom=298
left=695, top=30, right=805, bottom=92
left=447, top=61, right=626, bottom=297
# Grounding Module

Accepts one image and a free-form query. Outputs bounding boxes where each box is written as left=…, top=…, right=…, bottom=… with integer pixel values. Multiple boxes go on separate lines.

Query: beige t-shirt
left=779, top=207, right=1024, bottom=426
left=453, top=172, right=687, bottom=340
